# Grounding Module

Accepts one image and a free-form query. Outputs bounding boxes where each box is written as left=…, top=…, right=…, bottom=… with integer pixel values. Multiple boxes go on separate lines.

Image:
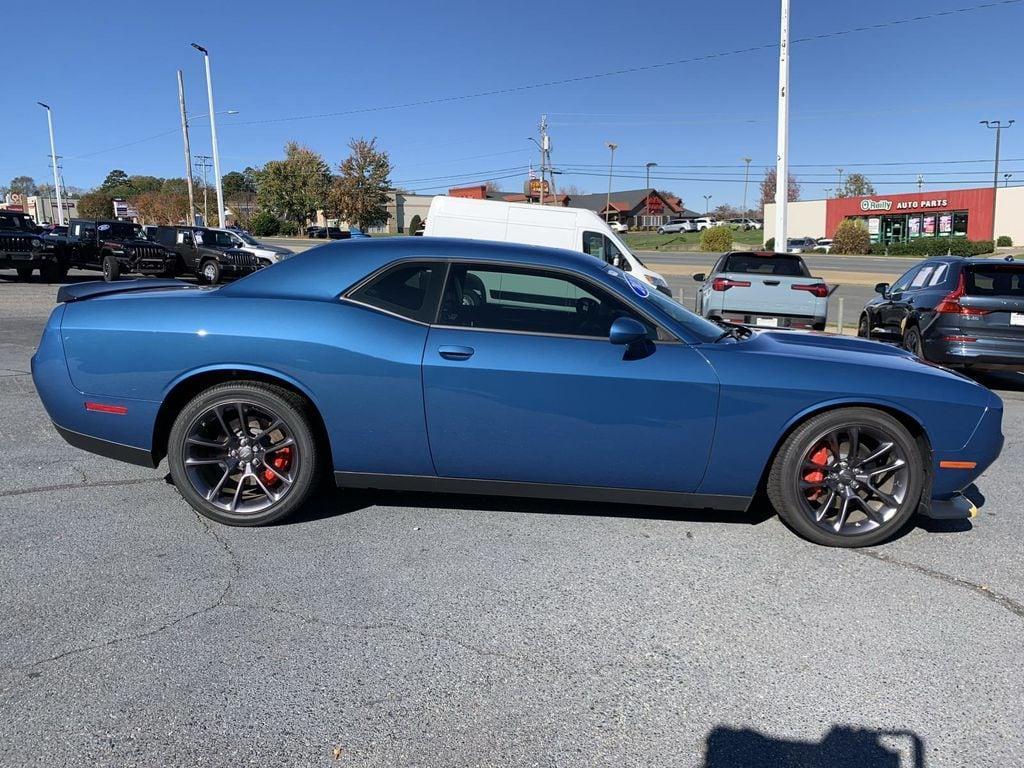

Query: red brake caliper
left=262, top=446, right=292, bottom=487
left=803, top=445, right=831, bottom=500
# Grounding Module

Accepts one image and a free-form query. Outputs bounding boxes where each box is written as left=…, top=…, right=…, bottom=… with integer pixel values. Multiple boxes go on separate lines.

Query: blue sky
left=3, top=0, right=1022, bottom=209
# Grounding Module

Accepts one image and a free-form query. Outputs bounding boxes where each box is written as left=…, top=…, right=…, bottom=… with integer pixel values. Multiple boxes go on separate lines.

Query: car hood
left=758, top=329, right=912, bottom=359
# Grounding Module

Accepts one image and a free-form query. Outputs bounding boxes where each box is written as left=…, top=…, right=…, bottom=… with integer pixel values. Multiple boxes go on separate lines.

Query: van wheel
left=102, top=254, right=120, bottom=282
left=200, top=259, right=221, bottom=285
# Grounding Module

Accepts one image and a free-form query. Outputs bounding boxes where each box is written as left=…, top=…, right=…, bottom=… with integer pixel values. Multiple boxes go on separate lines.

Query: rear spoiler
left=57, top=278, right=194, bottom=304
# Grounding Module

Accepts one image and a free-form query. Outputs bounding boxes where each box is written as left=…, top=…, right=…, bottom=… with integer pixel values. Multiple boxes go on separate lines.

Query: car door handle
left=438, top=345, right=475, bottom=361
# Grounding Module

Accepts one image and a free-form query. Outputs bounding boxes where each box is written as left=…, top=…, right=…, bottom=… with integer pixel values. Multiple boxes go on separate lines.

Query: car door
left=74, top=222, right=98, bottom=266
left=422, top=262, right=719, bottom=493
left=878, top=264, right=922, bottom=333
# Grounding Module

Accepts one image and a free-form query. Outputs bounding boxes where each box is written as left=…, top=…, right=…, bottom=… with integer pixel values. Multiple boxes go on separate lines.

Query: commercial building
left=764, top=186, right=1024, bottom=247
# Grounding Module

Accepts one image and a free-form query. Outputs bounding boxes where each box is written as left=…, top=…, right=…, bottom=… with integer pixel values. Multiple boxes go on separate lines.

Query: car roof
left=219, top=236, right=613, bottom=302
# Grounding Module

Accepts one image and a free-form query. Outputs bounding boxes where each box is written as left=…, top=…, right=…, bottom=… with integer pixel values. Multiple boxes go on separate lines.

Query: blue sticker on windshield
left=624, top=274, right=650, bottom=298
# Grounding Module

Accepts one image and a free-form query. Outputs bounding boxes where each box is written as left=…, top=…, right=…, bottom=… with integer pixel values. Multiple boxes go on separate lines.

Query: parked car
left=424, top=195, right=671, bottom=295
left=32, top=238, right=1003, bottom=546
left=306, top=226, right=348, bottom=239
left=63, top=219, right=175, bottom=282
left=0, top=210, right=64, bottom=282
left=152, top=226, right=264, bottom=284
left=693, top=217, right=719, bottom=231
left=860, top=256, right=1024, bottom=370
left=657, top=219, right=696, bottom=234
left=693, top=251, right=829, bottom=330
left=816, top=238, right=833, bottom=253
left=725, top=218, right=763, bottom=231
left=608, top=221, right=628, bottom=234
left=211, top=227, right=294, bottom=265
left=786, top=237, right=819, bottom=254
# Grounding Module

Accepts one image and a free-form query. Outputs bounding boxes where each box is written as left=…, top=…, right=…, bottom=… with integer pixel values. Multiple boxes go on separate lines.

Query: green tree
left=78, top=190, right=116, bottom=219
left=248, top=210, right=281, bottom=237
left=831, top=219, right=870, bottom=254
left=126, top=175, right=163, bottom=194
left=329, top=137, right=392, bottom=232
left=256, top=142, right=331, bottom=230
left=408, top=214, right=423, bottom=235
left=100, top=169, right=130, bottom=190
left=9, top=176, right=38, bottom=196
left=835, top=173, right=876, bottom=198
left=222, top=171, right=255, bottom=196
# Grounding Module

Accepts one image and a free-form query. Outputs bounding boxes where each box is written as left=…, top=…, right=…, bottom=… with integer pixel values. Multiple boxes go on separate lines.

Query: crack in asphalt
left=0, top=477, right=161, bottom=499
left=857, top=549, right=1024, bottom=620
left=19, top=512, right=241, bottom=670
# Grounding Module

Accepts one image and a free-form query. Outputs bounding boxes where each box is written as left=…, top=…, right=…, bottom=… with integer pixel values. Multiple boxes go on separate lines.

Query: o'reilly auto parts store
left=764, top=185, right=1024, bottom=247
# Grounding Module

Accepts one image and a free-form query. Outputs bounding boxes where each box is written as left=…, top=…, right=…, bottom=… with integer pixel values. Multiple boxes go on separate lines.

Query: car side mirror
left=609, top=317, right=648, bottom=346
left=693, top=273, right=706, bottom=282
left=874, top=282, right=890, bottom=296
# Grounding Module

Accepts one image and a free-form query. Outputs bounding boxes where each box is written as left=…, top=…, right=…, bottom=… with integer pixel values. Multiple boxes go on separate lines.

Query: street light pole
left=191, top=43, right=225, bottom=228
left=177, top=70, right=198, bottom=226
left=836, top=167, right=844, bottom=195
left=605, top=142, right=617, bottom=223
left=981, top=120, right=1015, bottom=242
left=742, top=157, right=752, bottom=217
left=1005, top=173, right=1013, bottom=187
left=37, top=102, right=64, bottom=226
left=194, top=155, right=213, bottom=225
left=774, top=0, right=791, bottom=252
left=703, top=194, right=712, bottom=214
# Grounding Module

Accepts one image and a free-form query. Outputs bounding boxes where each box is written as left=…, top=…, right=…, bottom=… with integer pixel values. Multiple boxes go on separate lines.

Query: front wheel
left=102, top=253, right=121, bottom=282
left=167, top=382, right=321, bottom=526
left=199, top=259, right=221, bottom=285
left=767, top=407, right=924, bottom=547
left=857, top=315, right=870, bottom=338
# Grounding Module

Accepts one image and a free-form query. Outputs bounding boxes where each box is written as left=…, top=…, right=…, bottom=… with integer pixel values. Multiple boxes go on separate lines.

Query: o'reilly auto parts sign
left=860, top=197, right=949, bottom=212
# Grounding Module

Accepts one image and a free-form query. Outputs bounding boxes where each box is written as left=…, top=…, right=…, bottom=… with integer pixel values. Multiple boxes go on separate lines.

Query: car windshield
left=965, top=265, right=1024, bottom=296
left=234, top=231, right=259, bottom=245
left=722, top=253, right=810, bottom=277
left=97, top=222, right=141, bottom=240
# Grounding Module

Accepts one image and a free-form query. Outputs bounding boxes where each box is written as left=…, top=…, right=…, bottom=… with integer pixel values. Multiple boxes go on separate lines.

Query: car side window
left=438, top=263, right=656, bottom=339
left=582, top=231, right=631, bottom=272
left=928, top=264, right=949, bottom=286
left=890, top=267, right=920, bottom=294
left=909, top=265, right=935, bottom=289
left=347, top=261, right=444, bottom=323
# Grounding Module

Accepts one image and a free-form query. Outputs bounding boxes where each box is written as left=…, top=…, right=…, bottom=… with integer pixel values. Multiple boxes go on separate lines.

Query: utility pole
left=741, top=157, right=752, bottom=216
left=773, top=0, right=791, bottom=252
left=917, top=174, right=924, bottom=192
left=191, top=43, right=225, bottom=227
left=539, top=114, right=550, bottom=205
left=981, top=120, right=1014, bottom=242
left=605, top=142, right=618, bottom=223
left=177, top=70, right=198, bottom=226
left=645, top=162, right=657, bottom=228
left=194, top=155, right=213, bottom=225
left=37, top=102, right=64, bottom=226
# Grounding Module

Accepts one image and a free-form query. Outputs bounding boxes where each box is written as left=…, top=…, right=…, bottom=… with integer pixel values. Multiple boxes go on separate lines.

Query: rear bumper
left=717, top=310, right=826, bottom=329
left=924, top=334, right=1024, bottom=369
left=53, top=423, right=157, bottom=468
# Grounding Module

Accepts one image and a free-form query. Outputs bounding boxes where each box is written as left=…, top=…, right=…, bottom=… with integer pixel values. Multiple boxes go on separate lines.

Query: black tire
left=903, top=326, right=924, bottom=359
left=41, top=260, right=68, bottom=283
left=16, top=266, right=34, bottom=281
left=857, top=314, right=870, bottom=338
left=102, top=253, right=121, bottom=282
left=167, top=381, right=320, bottom=526
left=199, top=259, right=221, bottom=285
left=766, top=407, right=925, bottom=547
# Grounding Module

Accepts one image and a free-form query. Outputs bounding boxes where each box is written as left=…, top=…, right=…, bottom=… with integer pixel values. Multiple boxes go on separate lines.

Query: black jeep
left=0, top=210, right=64, bottom=282
left=153, top=226, right=263, bottom=284
left=64, top=219, right=176, bottom=282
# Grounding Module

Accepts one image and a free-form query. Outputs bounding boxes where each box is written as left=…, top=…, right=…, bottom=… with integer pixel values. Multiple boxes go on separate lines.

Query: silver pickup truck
left=693, top=251, right=829, bottom=330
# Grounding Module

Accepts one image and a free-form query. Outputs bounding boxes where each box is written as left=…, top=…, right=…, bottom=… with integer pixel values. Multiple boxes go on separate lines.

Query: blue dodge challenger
left=32, top=238, right=1003, bottom=547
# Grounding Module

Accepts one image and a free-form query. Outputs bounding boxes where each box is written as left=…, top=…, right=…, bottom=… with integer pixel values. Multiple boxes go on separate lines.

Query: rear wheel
left=16, top=266, right=33, bottom=281
left=167, top=382, right=320, bottom=526
left=903, top=326, right=924, bottom=359
left=102, top=253, right=120, bottom=282
left=767, top=407, right=924, bottom=547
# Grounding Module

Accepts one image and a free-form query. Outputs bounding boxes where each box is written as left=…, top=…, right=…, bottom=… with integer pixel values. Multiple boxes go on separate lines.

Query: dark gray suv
left=859, top=255, right=1024, bottom=370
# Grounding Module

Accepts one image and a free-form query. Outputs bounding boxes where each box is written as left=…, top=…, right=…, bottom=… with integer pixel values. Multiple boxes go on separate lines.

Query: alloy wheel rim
left=204, top=264, right=217, bottom=281
left=795, top=424, right=910, bottom=537
left=182, top=400, right=298, bottom=516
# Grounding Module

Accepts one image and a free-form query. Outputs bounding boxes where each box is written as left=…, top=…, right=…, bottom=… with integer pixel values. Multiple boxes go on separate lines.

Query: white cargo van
left=423, top=196, right=671, bottom=295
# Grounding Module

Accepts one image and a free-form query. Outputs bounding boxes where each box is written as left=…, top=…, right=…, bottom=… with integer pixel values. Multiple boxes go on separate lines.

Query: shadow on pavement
left=967, top=369, right=1024, bottom=394
left=286, top=484, right=776, bottom=528
left=703, top=724, right=926, bottom=768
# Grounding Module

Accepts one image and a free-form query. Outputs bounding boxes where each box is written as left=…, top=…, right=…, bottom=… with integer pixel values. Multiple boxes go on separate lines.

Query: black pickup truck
left=0, top=210, right=64, bottom=282
left=153, top=226, right=263, bottom=284
left=63, top=219, right=176, bottom=282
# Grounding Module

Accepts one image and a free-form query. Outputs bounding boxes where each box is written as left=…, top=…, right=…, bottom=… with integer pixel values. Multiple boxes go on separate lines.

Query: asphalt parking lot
left=2, top=272, right=1023, bottom=767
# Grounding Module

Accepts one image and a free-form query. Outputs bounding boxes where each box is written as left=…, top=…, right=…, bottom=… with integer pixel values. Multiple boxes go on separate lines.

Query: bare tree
left=329, top=138, right=392, bottom=232
left=759, top=168, right=801, bottom=216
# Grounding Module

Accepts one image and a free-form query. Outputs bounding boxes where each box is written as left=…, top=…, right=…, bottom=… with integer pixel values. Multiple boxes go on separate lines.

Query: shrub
left=278, top=220, right=299, bottom=237
left=997, top=235, right=1013, bottom=247
left=408, top=214, right=423, bottom=235
left=700, top=225, right=733, bottom=252
left=831, top=219, right=870, bottom=254
left=764, top=237, right=775, bottom=251
left=249, top=211, right=280, bottom=237
left=874, top=238, right=994, bottom=257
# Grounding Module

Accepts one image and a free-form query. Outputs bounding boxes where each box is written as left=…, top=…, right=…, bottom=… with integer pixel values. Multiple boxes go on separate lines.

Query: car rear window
left=965, top=265, right=1024, bottom=296
left=721, top=254, right=809, bottom=277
